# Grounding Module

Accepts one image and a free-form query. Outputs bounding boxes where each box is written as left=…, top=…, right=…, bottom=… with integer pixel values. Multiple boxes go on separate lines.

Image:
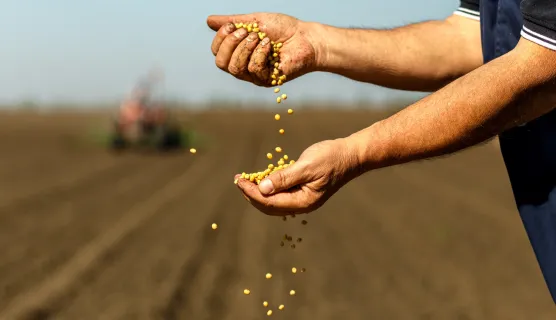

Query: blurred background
left=0, top=0, right=555, bottom=319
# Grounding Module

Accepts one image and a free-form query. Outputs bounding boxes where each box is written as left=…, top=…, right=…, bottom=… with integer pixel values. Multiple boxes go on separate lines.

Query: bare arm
left=305, top=14, right=482, bottom=92
left=345, top=38, right=556, bottom=171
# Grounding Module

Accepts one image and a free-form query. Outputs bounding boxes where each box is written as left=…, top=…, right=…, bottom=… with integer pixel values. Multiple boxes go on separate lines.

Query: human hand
left=234, top=138, right=362, bottom=216
left=206, top=13, right=318, bottom=86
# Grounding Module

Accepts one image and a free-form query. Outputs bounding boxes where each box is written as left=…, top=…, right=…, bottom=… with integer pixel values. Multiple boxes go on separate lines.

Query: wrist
left=344, top=120, right=392, bottom=174
left=300, top=21, right=331, bottom=73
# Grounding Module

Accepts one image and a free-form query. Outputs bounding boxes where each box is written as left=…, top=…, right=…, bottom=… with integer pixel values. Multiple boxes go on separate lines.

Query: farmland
left=0, top=108, right=554, bottom=319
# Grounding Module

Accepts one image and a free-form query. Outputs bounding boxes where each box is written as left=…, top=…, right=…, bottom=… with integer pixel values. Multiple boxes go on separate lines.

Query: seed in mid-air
left=190, top=148, right=197, bottom=153
left=291, top=244, right=296, bottom=249
left=276, top=97, right=282, bottom=104
left=274, top=114, right=280, bottom=120
left=301, top=220, right=308, bottom=225
left=266, top=273, right=272, bottom=279
left=244, top=289, right=251, bottom=295
left=278, top=304, right=285, bottom=310
left=301, top=268, right=306, bottom=272
left=281, top=94, right=288, bottom=100
left=289, top=290, right=296, bottom=296
left=275, top=147, right=282, bottom=153
left=287, top=108, right=293, bottom=114
left=263, top=301, right=269, bottom=307
left=267, top=153, right=273, bottom=159
left=267, top=310, right=273, bottom=316
left=211, top=223, right=218, bottom=230
left=292, top=267, right=297, bottom=274
left=279, top=129, right=284, bottom=134
left=274, top=88, right=280, bottom=93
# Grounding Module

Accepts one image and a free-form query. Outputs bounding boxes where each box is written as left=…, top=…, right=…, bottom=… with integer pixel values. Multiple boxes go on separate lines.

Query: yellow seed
left=277, top=159, right=284, bottom=166
left=261, top=32, right=266, bottom=38
left=287, top=108, right=293, bottom=114
left=274, top=114, right=280, bottom=120
left=273, top=52, right=278, bottom=57
left=278, top=304, right=285, bottom=310
left=290, top=160, right=295, bottom=164
left=234, top=179, right=238, bottom=184
left=259, top=33, right=265, bottom=40
left=249, top=175, right=255, bottom=182
left=244, top=174, right=250, bottom=179
left=271, top=41, right=275, bottom=45
left=274, top=62, right=279, bottom=68
left=275, top=147, right=282, bottom=153
left=276, top=97, right=281, bottom=104
left=237, top=22, right=243, bottom=28
left=189, top=148, right=197, bottom=153
left=292, top=267, right=297, bottom=274
left=282, top=94, right=288, bottom=101
left=211, top=223, right=218, bottom=230
left=265, top=273, right=272, bottom=279
left=268, top=164, right=274, bottom=169
left=267, top=310, right=273, bottom=316
left=277, top=79, right=283, bottom=85
left=241, top=172, right=246, bottom=178
left=279, top=75, right=287, bottom=81
left=289, top=290, right=296, bottom=296
left=247, top=26, right=252, bottom=32
left=253, top=22, right=258, bottom=28
left=283, top=155, right=289, bottom=160
left=274, top=88, right=280, bottom=93
left=279, top=129, right=284, bottom=134
left=253, top=27, right=260, bottom=32
left=267, top=153, right=273, bottom=159
left=273, top=68, right=279, bottom=75
left=277, top=42, right=283, bottom=48
left=244, top=289, right=251, bottom=295
left=263, top=301, right=269, bottom=307
left=271, top=80, right=277, bottom=86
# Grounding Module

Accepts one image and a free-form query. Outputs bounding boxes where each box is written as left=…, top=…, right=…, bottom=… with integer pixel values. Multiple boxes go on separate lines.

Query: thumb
left=258, top=163, right=307, bottom=195
left=206, top=14, right=256, bottom=32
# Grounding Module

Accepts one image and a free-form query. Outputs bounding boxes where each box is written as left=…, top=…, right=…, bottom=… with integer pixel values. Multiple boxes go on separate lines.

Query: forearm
left=305, top=15, right=482, bottom=92
left=346, top=38, right=556, bottom=172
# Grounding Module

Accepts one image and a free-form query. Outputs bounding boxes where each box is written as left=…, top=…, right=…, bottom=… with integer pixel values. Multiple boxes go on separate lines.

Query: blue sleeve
left=455, top=0, right=480, bottom=21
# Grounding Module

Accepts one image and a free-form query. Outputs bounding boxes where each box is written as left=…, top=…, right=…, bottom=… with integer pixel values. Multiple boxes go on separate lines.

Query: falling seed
left=266, top=273, right=272, bottom=279
left=289, top=290, right=296, bottom=296
left=292, top=267, right=297, bottom=274
left=274, top=114, right=280, bottom=120
left=263, top=301, right=269, bottom=307
left=278, top=304, right=285, bottom=310
left=279, top=129, right=285, bottom=134
left=287, top=108, right=293, bottom=114
left=211, top=223, right=218, bottom=230
left=189, top=148, right=197, bottom=154
left=267, top=310, right=273, bottom=316
left=244, top=289, right=251, bottom=295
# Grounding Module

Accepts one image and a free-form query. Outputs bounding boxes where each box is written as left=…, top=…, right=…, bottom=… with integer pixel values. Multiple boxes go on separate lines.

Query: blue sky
left=1, top=0, right=459, bottom=106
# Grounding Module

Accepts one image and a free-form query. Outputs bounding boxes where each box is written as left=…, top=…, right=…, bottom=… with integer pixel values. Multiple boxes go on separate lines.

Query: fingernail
left=259, top=179, right=274, bottom=195
left=261, top=37, right=270, bottom=45
left=247, top=33, right=258, bottom=41
left=234, top=28, right=247, bottom=38
left=225, top=23, right=235, bottom=32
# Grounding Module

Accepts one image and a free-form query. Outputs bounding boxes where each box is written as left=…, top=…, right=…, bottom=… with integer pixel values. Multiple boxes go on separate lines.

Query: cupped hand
left=207, top=13, right=318, bottom=86
left=234, top=138, right=362, bottom=216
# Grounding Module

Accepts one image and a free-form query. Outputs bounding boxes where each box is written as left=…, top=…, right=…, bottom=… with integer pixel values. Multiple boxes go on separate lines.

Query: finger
left=248, top=37, right=272, bottom=85
left=215, top=28, right=249, bottom=72
left=207, top=14, right=257, bottom=32
left=228, top=32, right=260, bottom=81
left=237, top=179, right=314, bottom=215
left=258, top=162, right=308, bottom=195
left=211, top=23, right=236, bottom=56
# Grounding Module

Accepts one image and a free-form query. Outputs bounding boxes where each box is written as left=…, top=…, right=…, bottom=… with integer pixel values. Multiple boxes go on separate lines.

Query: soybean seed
left=274, top=88, right=280, bottom=93
left=287, top=108, right=293, bottom=114
left=291, top=244, right=296, bottom=249
left=292, top=267, right=297, bottom=274
left=263, top=301, right=269, bottom=307
left=289, top=290, right=296, bottom=296
left=274, top=114, right=280, bottom=120
left=189, top=148, right=197, bottom=153
left=281, top=94, right=288, bottom=100
left=276, top=97, right=281, bottom=104
left=302, top=220, right=308, bottom=225
left=275, top=147, right=282, bottom=153
left=278, top=304, right=285, bottom=310
left=266, top=273, right=272, bottom=279
left=267, top=153, right=273, bottom=159
left=244, top=289, right=251, bottom=295
left=211, top=223, right=218, bottom=230
left=279, top=129, right=285, bottom=134
left=283, top=154, right=289, bottom=160
left=267, top=310, right=273, bottom=316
